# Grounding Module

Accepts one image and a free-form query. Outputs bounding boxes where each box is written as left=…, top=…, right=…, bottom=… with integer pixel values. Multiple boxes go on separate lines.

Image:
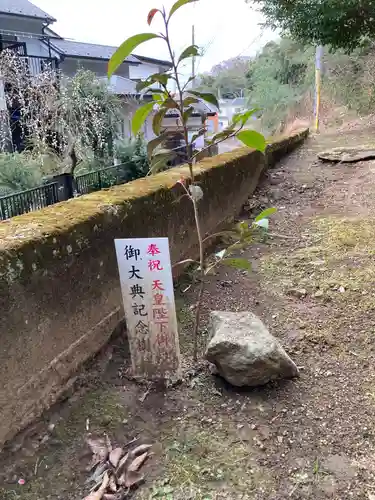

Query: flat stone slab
left=318, top=146, right=375, bottom=163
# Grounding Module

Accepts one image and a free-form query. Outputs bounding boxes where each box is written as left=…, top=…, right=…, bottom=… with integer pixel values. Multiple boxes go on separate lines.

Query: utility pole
left=192, top=24, right=196, bottom=82
left=314, top=45, right=323, bottom=133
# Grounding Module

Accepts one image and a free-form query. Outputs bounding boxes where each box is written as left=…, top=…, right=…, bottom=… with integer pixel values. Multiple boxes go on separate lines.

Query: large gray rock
left=205, top=311, right=299, bottom=387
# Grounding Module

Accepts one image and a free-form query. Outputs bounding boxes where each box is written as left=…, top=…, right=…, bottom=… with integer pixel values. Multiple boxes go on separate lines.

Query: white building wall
left=18, top=37, right=57, bottom=58
left=129, top=62, right=160, bottom=80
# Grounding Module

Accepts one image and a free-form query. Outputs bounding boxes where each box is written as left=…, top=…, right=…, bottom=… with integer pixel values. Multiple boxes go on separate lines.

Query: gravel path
left=1, top=130, right=375, bottom=500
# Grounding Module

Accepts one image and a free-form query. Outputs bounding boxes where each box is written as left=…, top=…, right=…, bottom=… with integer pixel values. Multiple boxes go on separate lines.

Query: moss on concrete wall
left=0, top=128, right=308, bottom=448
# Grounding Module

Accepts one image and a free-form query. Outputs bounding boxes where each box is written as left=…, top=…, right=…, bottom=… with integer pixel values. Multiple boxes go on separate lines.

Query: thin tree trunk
left=69, top=144, right=78, bottom=175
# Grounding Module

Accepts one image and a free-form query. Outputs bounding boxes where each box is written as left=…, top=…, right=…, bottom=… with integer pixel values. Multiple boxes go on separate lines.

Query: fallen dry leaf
left=128, top=452, right=148, bottom=472
left=84, top=472, right=110, bottom=500
left=115, top=452, right=129, bottom=477
left=86, top=463, right=109, bottom=485
left=117, top=472, right=126, bottom=487
left=124, top=470, right=144, bottom=488
left=86, top=436, right=110, bottom=467
left=108, top=475, right=117, bottom=493
left=84, top=436, right=151, bottom=499
left=84, top=490, right=105, bottom=500
left=131, top=444, right=152, bottom=457
left=123, top=437, right=139, bottom=449
left=109, top=448, right=123, bottom=468
left=139, top=388, right=150, bottom=403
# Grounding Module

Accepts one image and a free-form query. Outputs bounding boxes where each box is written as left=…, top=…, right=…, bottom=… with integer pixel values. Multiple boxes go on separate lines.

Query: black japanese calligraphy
left=128, top=265, right=143, bottom=280
left=135, top=320, right=149, bottom=335
left=124, top=245, right=140, bottom=261
left=130, top=284, right=145, bottom=299
left=132, top=303, right=148, bottom=316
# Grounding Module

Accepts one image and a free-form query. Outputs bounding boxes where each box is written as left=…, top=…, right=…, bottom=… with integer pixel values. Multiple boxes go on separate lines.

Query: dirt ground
left=1, top=129, right=375, bottom=500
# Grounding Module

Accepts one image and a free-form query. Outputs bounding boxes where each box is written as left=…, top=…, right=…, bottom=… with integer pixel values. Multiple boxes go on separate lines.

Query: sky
left=33, top=0, right=276, bottom=74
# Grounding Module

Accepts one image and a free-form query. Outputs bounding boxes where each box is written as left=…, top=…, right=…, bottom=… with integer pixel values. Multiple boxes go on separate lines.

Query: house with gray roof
left=0, top=0, right=174, bottom=144
left=49, top=39, right=171, bottom=82
left=0, top=0, right=218, bottom=153
left=0, top=0, right=55, bottom=21
left=0, top=0, right=58, bottom=72
left=0, top=0, right=171, bottom=82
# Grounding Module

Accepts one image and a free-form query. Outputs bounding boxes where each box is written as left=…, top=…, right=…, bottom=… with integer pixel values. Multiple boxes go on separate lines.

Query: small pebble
left=41, top=435, right=49, bottom=445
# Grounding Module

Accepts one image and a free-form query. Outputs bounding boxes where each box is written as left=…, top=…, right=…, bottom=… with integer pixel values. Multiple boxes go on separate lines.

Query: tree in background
left=58, top=70, right=123, bottom=173
left=197, top=39, right=314, bottom=134
left=247, top=39, right=314, bottom=133
left=197, top=57, right=252, bottom=98
left=196, top=34, right=375, bottom=134
left=248, top=0, right=375, bottom=51
left=0, top=50, right=123, bottom=176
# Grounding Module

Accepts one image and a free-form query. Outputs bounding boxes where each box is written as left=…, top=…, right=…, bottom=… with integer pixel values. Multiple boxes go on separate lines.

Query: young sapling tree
left=108, top=0, right=275, bottom=361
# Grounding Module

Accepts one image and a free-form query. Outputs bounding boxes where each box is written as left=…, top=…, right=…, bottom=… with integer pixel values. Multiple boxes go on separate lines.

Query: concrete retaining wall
left=0, top=129, right=309, bottom=448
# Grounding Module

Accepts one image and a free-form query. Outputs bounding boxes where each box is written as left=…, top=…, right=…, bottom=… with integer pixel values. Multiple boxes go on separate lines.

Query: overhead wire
left=234, top=28, right=267, bottom=59
left=196, top=25, right=267, bottom=77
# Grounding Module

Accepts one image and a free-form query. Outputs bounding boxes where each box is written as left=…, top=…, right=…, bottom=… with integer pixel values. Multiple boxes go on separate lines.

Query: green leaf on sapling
left=132, top=102, right=155, bottom=135
left=169, top=0, right=198, bottom=19
left=254, top=218, right=269, bottom=230
left=237, top=130, right=266, bottom=152
left=188, top=90, right=219, bottom=109
left=178, top=45, right=200, bottom=64
left=108, top=33, right=160, bottom=77
left=152, top=108, right=168, bottom=135
left=255, top=207, right=277, bottom=221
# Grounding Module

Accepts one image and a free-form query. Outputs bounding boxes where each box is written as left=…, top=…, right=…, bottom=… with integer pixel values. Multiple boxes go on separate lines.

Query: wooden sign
left=114, top=238, right=181, bottom=379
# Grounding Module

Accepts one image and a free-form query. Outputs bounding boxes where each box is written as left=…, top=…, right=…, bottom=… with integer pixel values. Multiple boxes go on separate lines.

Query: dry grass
left=259, top=215, right=375, bottom=351
left=136, top=413, right=272, bottom=500
left=261, top=216, right=375, bottom=301
left=3, top=132, right=375, bottom=500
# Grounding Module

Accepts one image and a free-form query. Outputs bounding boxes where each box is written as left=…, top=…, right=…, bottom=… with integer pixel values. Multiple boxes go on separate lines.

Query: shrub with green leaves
left=0, top=152, right=44, bottom=195
left=115, top=135, right=150, bottom=181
